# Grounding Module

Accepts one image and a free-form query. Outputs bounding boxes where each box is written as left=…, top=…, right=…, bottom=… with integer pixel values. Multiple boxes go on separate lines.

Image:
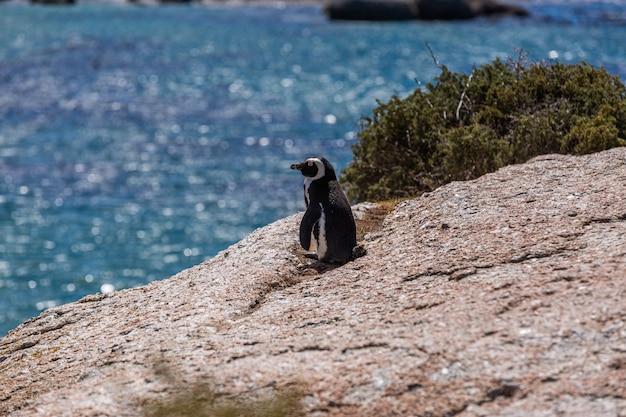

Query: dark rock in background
left=325, top=0, right=529, bottom=21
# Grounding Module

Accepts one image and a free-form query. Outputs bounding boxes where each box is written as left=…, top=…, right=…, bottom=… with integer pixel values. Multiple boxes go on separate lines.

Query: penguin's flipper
left=300, top=203, right=321, bottom=251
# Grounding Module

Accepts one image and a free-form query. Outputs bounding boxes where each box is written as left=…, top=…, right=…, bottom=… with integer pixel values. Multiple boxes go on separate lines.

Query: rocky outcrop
left=324, top=0, right=529, bottom=21
left=324, top=0, right=419, bottom=20
left=1, top=148, right=626, bottom=416
left=419, top=0, right=528, bottom=19
left=30, top=0, right=76, bottom=4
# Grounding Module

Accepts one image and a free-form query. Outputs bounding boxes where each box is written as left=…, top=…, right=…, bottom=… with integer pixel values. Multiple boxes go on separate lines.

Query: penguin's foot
left=352, top=245, right=367, bottom=259
left=299, top=259, right=338, bottom=274
left=303, top=252, right=318, bottom=260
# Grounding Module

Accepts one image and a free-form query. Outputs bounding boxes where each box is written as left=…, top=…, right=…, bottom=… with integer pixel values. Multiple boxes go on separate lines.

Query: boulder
left=325, top=0, right=529, bottom=20
left=463, top=0, right=529, bottom=18
left=30, top=0, right=76, bottom=4
left=416, top=0, right=473, bottom=19
left=417, top=0, right=528, bottom=20
left=1, top=148, right=626, bottom=416
left=324, top=0, right=419, bottom=21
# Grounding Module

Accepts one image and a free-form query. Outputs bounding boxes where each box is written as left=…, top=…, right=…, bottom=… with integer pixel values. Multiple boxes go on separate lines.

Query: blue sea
left=1, top=1, right=625, bottom=337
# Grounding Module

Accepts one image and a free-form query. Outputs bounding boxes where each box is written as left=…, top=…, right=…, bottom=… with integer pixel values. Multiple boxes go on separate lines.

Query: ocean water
left=1, top=2, right=625, bottom=337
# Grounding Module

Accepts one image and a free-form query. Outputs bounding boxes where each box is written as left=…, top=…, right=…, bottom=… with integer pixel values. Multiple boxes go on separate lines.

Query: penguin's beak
left=290, top=162, right=304, bottom=171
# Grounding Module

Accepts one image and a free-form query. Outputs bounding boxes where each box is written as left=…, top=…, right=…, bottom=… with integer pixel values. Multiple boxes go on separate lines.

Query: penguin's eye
left=307, top=161, right=313, bottom=166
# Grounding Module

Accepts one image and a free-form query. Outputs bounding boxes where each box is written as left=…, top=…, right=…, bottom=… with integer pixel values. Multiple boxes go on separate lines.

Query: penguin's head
left=290, top=157, right=336, bottom=180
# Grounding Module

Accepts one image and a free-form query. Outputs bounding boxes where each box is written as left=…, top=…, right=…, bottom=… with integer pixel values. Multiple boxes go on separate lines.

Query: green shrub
left=342, top=57, right=626, bottom=202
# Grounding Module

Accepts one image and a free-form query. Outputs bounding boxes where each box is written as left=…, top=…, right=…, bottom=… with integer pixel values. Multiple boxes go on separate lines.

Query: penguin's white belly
left=316, top=203, right=328, bottom=259
left=308, top=231, right=317, bottom=252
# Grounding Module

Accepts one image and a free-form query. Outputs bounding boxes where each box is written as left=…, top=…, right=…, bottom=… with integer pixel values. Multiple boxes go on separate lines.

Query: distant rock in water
left=324, top=0, right=419, bottom=20
left=30, top=0, right=75, bottom=4
left=325, top=0, right=529, bottom=21
left=419, top=0, right=529, bottom=19
left=158, top=0, right=194, bottom=4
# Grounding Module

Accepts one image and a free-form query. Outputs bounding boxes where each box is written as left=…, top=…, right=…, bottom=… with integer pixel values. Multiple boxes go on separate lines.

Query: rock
left=1, top=148, right=626, bottom=416
left=416, top=0, right=473, bottom=19
left=417, top=0, right=529, bottom=20
left=324, top=0, right=419, bottom=21
left=467, top=0, right=529, bottom=18
left=30, top=0, right=76, bottom=4
left=159, top=0, right=194, bottom=4
left=325, top=0, right=529, bottom=21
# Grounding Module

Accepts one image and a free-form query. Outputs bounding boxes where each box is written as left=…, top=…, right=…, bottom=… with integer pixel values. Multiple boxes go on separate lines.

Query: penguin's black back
left=323, top=180, right=357, bottom=263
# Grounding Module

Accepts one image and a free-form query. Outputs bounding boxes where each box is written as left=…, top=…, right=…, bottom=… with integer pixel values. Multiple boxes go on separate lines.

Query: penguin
left=290, top=156, right=357, bottom=264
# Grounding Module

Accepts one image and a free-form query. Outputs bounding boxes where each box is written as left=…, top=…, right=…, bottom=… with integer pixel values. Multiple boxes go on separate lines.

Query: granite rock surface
left=1, top=148, right=626, bottom=416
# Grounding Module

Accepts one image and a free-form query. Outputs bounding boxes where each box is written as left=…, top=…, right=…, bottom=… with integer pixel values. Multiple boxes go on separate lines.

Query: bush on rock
left=342, top=56, right=626, bottom=202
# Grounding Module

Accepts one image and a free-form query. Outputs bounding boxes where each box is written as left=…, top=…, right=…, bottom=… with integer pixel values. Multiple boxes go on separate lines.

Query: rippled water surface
left=1, top=2, right=625, bottom=336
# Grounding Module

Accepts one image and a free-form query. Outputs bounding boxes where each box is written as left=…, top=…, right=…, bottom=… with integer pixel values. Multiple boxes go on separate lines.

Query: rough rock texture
left=2, top=148, right=626, bottom=416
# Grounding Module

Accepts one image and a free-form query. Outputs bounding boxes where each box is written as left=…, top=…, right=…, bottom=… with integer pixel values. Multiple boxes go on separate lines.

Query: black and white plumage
left=290, top=156, right=357, bottom=264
